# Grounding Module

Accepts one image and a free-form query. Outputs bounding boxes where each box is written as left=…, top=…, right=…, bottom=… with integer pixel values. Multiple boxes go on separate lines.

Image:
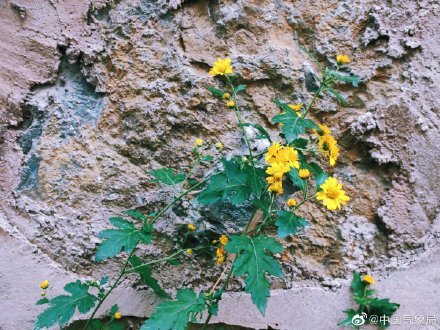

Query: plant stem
left=302, top=83, right=323, bottom=119
left=84, top=248, right=136, bottom=330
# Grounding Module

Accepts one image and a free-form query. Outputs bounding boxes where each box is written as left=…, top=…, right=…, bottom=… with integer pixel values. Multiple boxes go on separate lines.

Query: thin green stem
left=302, top=84, right=324, bottom=119
left=84, top=248, right=136, bottom=330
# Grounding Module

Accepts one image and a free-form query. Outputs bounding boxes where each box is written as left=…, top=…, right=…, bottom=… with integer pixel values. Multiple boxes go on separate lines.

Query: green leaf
left=149, top=168, right=186, bottom=186
left=36, top=298, right=49, bottom=305
left=197, top=158, right=265, bottom=206
left=290, top=138, right=308, bottom=149
left=288, top=168, right=307, bottom=194
left=272, top=101, right=319, bottom=143
left=126, top=210, right=148, bottom=222
left=225, top=235, right=284, bottom=315
left=201, top=155, right=214, bottom=163
left=299, top=162, right=328, bottom=189
left=129, top=255, right=170, bottom=299
left=99, top=276, right=109, bottom=286
left=324, top=86, right=348, bottom=105
left=87, top=319, right=125, bottom=330
left=34, top=280, right=98, bottom=329
left=95, top=218, right=152, bottom=262
left=207, top=86, right=225, bottom=97
left=338, top=309, right=358, bottom=327
left=235, top=84, right=247, bottom=93
left=367, top=298, right=400, bottom=327
left=240, top=123, right=272, bottom=142
left=327, top=70, right=360, bottom=87
left=141, top=289, right=206, bottom=330
left=351, top=272, right=366, bottom=298
left=275, top=210, right=309, bottom=238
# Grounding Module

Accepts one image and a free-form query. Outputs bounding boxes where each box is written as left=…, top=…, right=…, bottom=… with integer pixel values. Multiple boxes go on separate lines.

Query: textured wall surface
left=0, top=0, right=439, bottom=329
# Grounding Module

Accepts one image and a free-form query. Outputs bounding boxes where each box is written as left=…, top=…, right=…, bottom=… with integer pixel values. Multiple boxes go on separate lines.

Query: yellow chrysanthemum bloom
left=209, top=58, right=233, bottom=76
left=336, top=54, right=351, bottom=65
left=187, top=224, right=196, bottom=231
left=114, top=312, right=122, bottom=319
left=318, top=134, right=339, bottom=166
left=315, top=124, right=331, bottom=136
left=216, top=246, right=226, bottom=265
left=226, top=100, right=235, bottom=107
left=316, top=177, right=350, bottom=210
left=266, top=162, right=290, bottom=180
left=222, top=93, right=230, bottom=99
left=195, top=139, right=203, bottom=147
left=286, top=198, right=297, bottom=207
left=215, top=142, right=223, bottom=150
left=362, top=274, right=375, bottom=285
left=265, top=142, right=282, bottom=163
left=278, top=146, right=300, bottom=169
left=219, top=234, right=229, bottom=246
left=186, top=249, right=193, bottom=255
left=39, top=280, right=49, bottom=290
left=288, top=103, right=303, bottom=112
left=299, top=168, right=310, bottom=179
left=268, top=180, right=283, bottom=195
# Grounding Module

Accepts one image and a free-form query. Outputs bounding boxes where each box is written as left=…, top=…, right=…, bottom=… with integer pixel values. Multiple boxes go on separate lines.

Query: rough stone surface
left=0, top=0, right=439, bottom=329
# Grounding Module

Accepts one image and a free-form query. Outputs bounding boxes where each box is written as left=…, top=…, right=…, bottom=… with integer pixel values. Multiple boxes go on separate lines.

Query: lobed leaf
left=275, top=210, right=309, bottom=238
left=207, top=86, right=225, bottom=98
left=327, top=70, right=360, bottom=87
left=149, top=168, right=186, bottom=186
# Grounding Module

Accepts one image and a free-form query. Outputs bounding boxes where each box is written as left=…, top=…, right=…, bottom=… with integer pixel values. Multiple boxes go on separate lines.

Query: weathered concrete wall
left=0, top=0, right=439, bottom=329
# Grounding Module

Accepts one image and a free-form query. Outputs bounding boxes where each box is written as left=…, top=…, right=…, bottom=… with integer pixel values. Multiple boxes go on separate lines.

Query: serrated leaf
left=99, top=276, right=109, bottom=286
left=88, top=319, right=125, bottom=330
left=275, top=210, right=309, bottom=238
left=272, top=101, right=319, bottom=142
left=338, top=309, right=358, bottom=327
left=95, top=218, right=152, bottom=262
left=150, top=168, right=186, bottom=186
left=235, top=84, right=246, bottom=93
left=129, top=255, right=170, bottom=298
left=207, top=86, right=225, bottom=97
left=290, top=138, right=308, bottom=149
left=240, top=123, right=272, bottom=142
left=225, top=235, right=283, bottom=315
left=36, top=298, right=49, bottom=305
left=197, top=158, right=265, bottom=206
left=288, top=168, right=307, bottom=194
left=367, top=298, right=400, bottom=327
left=299, top=162, right=328, bottom=189
left=201, top=155, right=214, bottom=163
left=351, top=272, right=366, bottom=298
left=34, top=280, right=98, bottom=329
left=324, top=86, right=348, bottom=105
left=327, top=70, right=360, bottom=87
left=126, top=210, right=148, bottom=222
left=141, top=289, right=205, bottom=330
left=110, top=304, right=119, bottom=316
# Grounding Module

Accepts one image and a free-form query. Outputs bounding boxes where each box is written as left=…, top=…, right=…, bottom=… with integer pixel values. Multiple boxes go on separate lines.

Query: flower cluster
left=216, top=234, right=229, bottom=266
left=39, top=280, right=49, bottom=296
left=265, top=143, right=300, bottom=194
left=316, top=124, right=340, bottom=166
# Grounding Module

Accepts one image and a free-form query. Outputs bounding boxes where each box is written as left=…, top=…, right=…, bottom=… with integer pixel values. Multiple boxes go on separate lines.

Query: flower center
left=327, top=187, right=339, bottom=199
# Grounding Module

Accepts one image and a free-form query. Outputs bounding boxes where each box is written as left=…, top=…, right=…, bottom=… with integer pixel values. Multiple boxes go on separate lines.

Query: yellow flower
left=266, top=162, right=290, bottom=180
left=336, top=54, right=351, bottom=65
left=209, top=58, right=233, bottom=76
left=299, top=168, right=310, bottom=179
left=216, top=246, right=226, bottom=266
left=114, top=312, right=122, bottom=319
left=286, top=198, right=297, bottom=207
left=318, top=134, right=339, bottom=166
left=222, top=93, right=230, bottom=99
left=268, top=179, right=283, bottom=195
left=219, top=234, right=229, bottom=246
left=39, top=280, right=49, bottom=290
left=278, top=146, right=300, bottom=169
left=187, top=224, right=196, bottom=231
left=195, top=139, right=203, bottom=147
left=226, top=100, right=235, bottom=108
left=316, top=124, right=331, bottom=136
left=215, top=142, right=223, bottom=150
left=186, top=249, right=193, bottom=255
left=363, top=274, right=375, bottom=285
left=316, top=177, right=350, bottom=210
left=288, top=103, right=303, bottom=112
left=265, top=142, right=282, bottom=163
left=212, top=240, right=218, bottom=244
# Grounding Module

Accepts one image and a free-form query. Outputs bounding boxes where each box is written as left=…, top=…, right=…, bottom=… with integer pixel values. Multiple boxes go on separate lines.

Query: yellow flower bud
left=219, top=234, right=229, bottom=246
left=286, top=198, right=297, bottom=207
left=222, top=93, right=230, bottom=99
left=299, top=169, right=310, bottom=180
left=336, top=54, right=351, bottom=65
left=41, top=291, right=46, bottom=297
left=288, top=103, right=302, bottom=112
left=195, top=139, right=203, bottom=147
left=226, top=100, right=235, bottom=108
left=187, top=224, right=196, bottom=231
left=39, top=280, right=49, bottom=290
left=362, top=274, right=375, bottom=285
left=186, top=249, right=193, bottom=255
left=215, top=142, right=223, bottom=150
left=114, top=312, right=122, bottom=319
